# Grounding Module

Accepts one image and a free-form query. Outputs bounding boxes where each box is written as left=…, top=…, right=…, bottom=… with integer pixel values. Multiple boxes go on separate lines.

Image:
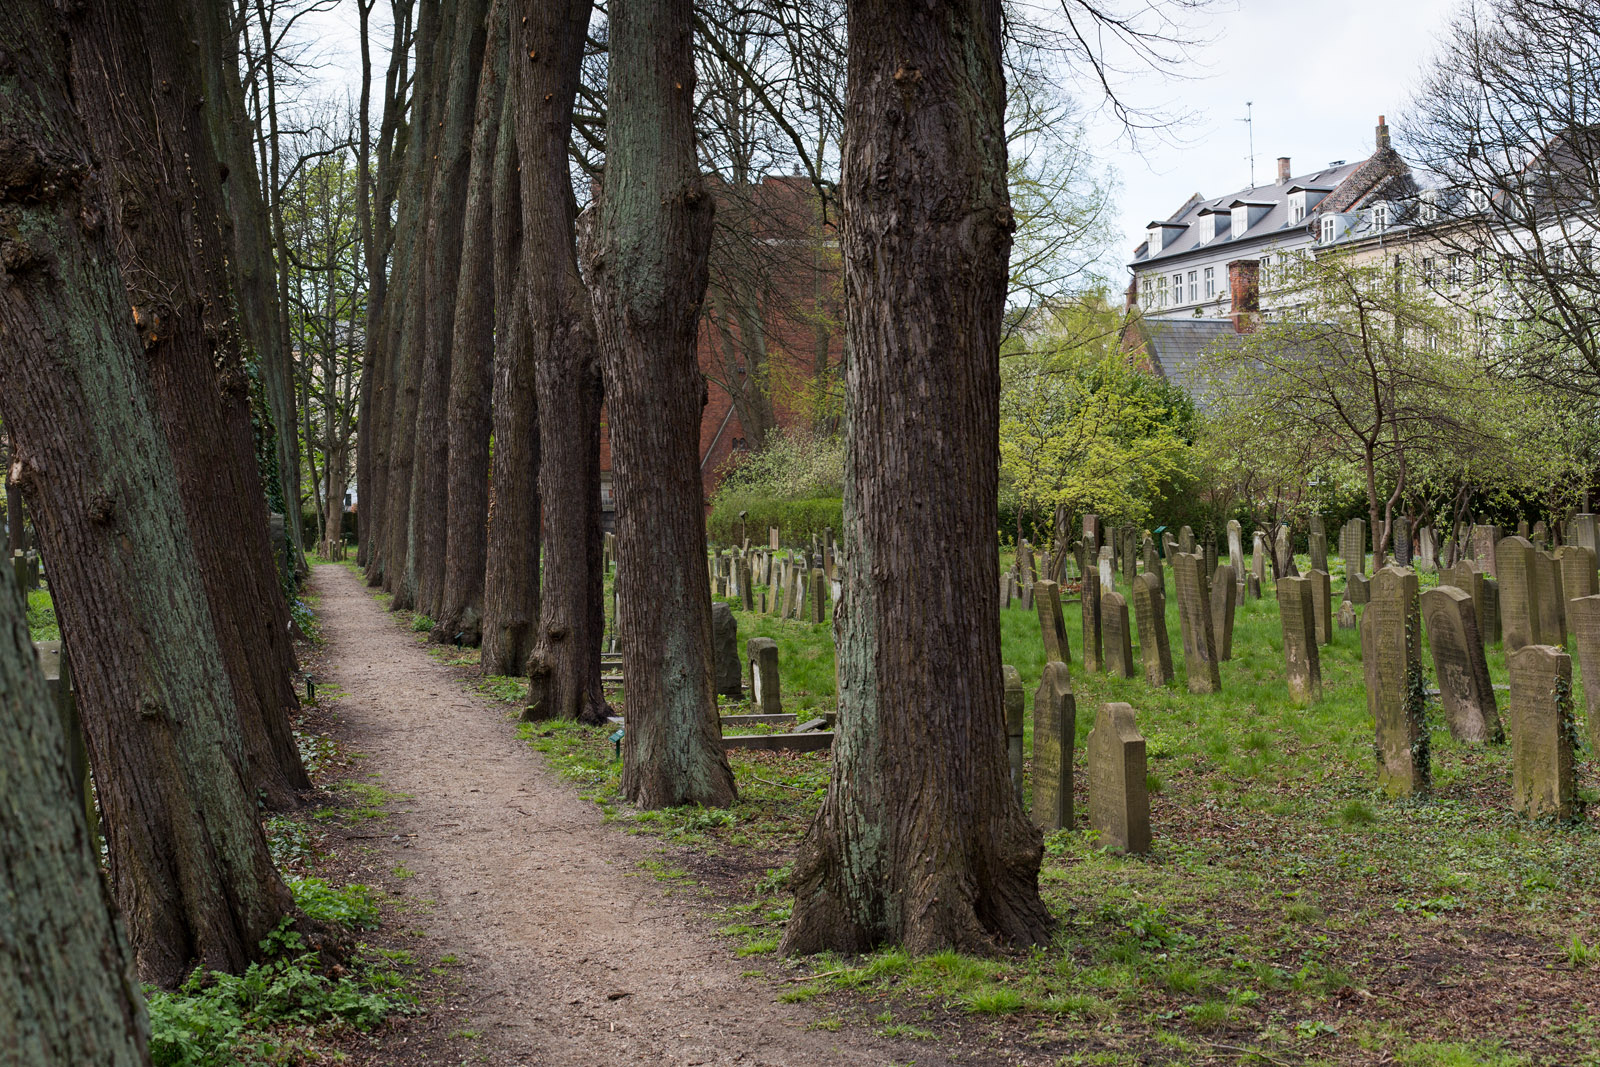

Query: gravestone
left=747, top=637, right=782, bottom=715
left=1496, top=536, right=1542, bottom=651
left=1472, top=524, right=1502, bottom=577
left=1004, top=665, right=1025, bottom=806
left=1097, top=546, right=1115, bottom=594
left=1558, top=545, right=1598, bottom=608
left=1247, top=573, right=1262, bottom=600
left=1362, top=566, right=1428, bottom=797
left=1341, top=517, right=1367, bottom=579
left=1573, top=513, right=1599, bottom=557
left=809, top=569, right=828, bottom=623
left=769, top=526, right=780, bottom=550
left=1132, top=571, right=1174, bottom=686
left=1103, top=591, right=1134, bottom=679
left=1202, top=540, right=1218, bottom=584
left=1017, top=541, right=1037, bottom=586
left=1517, top=519, right=1531, bottom=540
left=1020, top=580, right=1035, bottom=611
left=1276, top=575, right=1322, bottom=703
left=1309, top=530, right=1329, bottom=574
left=1531, top=520, right=1548, bottom=550
left=1227, top=519, right=1245, bottom=580
left=1122, top=527, right=1138, bottom=587
left=1081, top=559, right=1103, bottom=674
left=1535, top=549, right=1566, bottom=647
left=1310, top=514, right=1325, bottom=539
left=1392, top=516, right=1412, bottom=567
left=1567, top=595, right=1600, bottom=755
left=1420, top=586, right=1502, bottom=743
left=1000, top=571, right=1015, bottom=609
left=1162, top=532, right=1178, bottom=560
left=1179, top=525, right=1194, bottom=553
left=1031, top=661, right=1076, bottom=832
left=1338, top=599, right=1357, bottom=630
left=1308, top=569, right=1333, bottom=646
left=1348, top=572, right=1370, bottom=605
left=712, top=603, right=742, bottom=700
left=1143, top=537, right=1162, bottom=583
left=738, top=557, right=754, bottom=612
left=1087, top=702, right=1151, bottom=854
left=1418, top=525, right=1437, bottom=571
left=1275, top=524, right=1298, bottom=579
left=1251, top=531, right=1269, bottom=588
left=1033, top=578, right=1069, bottom=664
left=1211, top=564, right=1237, bottom=660
left=1172, top=552, right=1221, bottom=693
left=1508, top=645, right=1579, bottom=821
left=1083, top=514, right=1102, bottom=557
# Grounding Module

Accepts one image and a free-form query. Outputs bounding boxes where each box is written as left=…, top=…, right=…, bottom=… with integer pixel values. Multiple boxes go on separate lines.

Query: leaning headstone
left=747, top=637, right=782, bottom=715
left=1508, top=645, right=1579, bottom=822
left=1031, top=661, right=1076, bottom=832
left=1227, top=520, right=1245, bottom=580
left=1309, top=530, right=1329, bottom=574
left=1202, top=540, right=1218, bottom=584
left=1172, top=552, right=1221, bottom=694
left=1033, top=578, right=1071, bottom=664
left=1535, top=549, right=1567, bottom=647
left=1362, top=566, right=1428, bottom=797
left=1017, top=541, right=1037, bottom=586
left=1131, top=571, right=1174, bottom=686
left=1274, top=524, right=1298, bottom=579
left=1308, top=569, right=1333, bottom=645
left=1103, top=591, right=1134, bottom=679
left=1472, top=524, right=1502, bottom=577
left=1087, top=702, right=1151, bottom=854
left=1081, top=559, right=1103, bottom=674
left=1420, top=586, right=1502, bottom=743
left=1496, top=536, right=1542, bottom=651
left=1004, top=665, right=1025, bottom=806
left=1277, top=575, right=1322, bottom=704
left=1392, top=516, right=1413, bottom=567
left=1338, top=599, right=1357, bottom=630
left=1251, top=531, right=1269, bottom=588
left=1348, top=572, right=1370, bottom=605
left=712, top=603, right=742, bottom=700
left=1567, top=595, right=1600, bottom=755
left=1210, top=564, right=1237, bottom=661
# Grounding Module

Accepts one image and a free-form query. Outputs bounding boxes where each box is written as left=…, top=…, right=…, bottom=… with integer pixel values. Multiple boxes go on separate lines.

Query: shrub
left=707, top=494, right=843, bottom=548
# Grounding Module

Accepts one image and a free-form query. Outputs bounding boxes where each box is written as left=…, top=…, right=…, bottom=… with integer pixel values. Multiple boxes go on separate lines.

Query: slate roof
left=1129, top=318, right=1246, bottom=408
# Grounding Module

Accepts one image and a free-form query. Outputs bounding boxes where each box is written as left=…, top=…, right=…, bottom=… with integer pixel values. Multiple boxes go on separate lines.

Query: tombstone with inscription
left=1392, top=516, right=1413, bottom=567
left=1275, top=524, right=1298, bottom=579
left=1097, top=546, right=1116, bottom=594
left=1031, top=661, right=1076, bottom=832
left=1088, top=702, right=1151, bottom=854
left=1420, top=586, right=1501, bottom=743
left=1496, top=536, right=1543, bottom=651
left=1172, top=552, right=1221, bottom=693
left=1341, top=517, right=1367, bottom=580
left=1558, top=545, right=1598, bottom=608
left=1252, top=531, right=1269, bottom=589
left=712, top=603, right=742, bottom=700
left=1531, top=520, right=1548, bottom=551
left=1143, top=536, right=1163, bottom=584
left=1132, top=571, right=1174, bottom=686
left=738, top=557, right=754, bottom=612
left=1508, top=645, right=1579, bottom=821
left=1211, top=564, right=1237, bottom=660
left=1035, top=578, right=1071, bottom=663
left=747, top=637, right=782, bottom=715
left=1362, top=566, right=1428, bottom=797
left=1103, top=591, right=1134, bottom=679
left=1573, top=513, right=1599, bottom=557
left=1309, top=530, right=1329, bottom=574
left=1308, top=569, right=1333, bottom=645
left=1179, top=525, right=1194, bottom=554
left=1081, top=558, right=1103, bottom=674
left=1277, top=575, right=1322, bottom=703
left=1535, top=549, right=1567, bottom=647
left=1122, top=527, right=1138, bottom=587
left=1417, top=525, right=1437, bottom=571
left=1472, top=524, right=1502, bottom=577
left=1338, top=599, right=1356, bottom=630
left=809, top=568, right=829, bottom=624
left=1227, top=519, right=1245, bottom=580
left=1567, top=595, right=1600, bottom=755
left=1348, top=572, right=1370, bottom=605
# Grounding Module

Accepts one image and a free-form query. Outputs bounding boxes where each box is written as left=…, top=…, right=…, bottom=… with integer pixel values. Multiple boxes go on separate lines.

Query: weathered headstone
left=1417, top=525, right=1437, bottom=571
left=1004, top=665, right=1025, bottom=806
left=1535, top=549, right=1567, bottom=647
left=1308, top=569, right=1333, bottom=646
left=1172, top=552, right=1221, bottom=693
left=1035, top=579, right=1071, bottom=664
left=1017, top=541, right=1037, bottom=586
left=1420, top=586, right=1502, bottom=743
left=769, top=526, right=780, bottom=550
left=1097, top=546, right=1115, bottom=594
left=1202, top=540, right=1217, bottom=584
left=1274, top=523, right=1298, bottom=579
left=1392, top=516, right=1413, bottom=567
left=1131, top=571, right=1174, bottom=686
left=1341, top=517, right=1367, bottom=579
left=1103, top=591, right=1134, bottom=679
left=1508, top=645, right=1579, bottom=821
left=1517, top=519, right=1531, bottom=540
left=738, top=557, right=754, bottom=612
left=1337, top=599, right=1356, bottom=630
left=1087, top=702, right=1151, bottom=854
left=1361, top=566, right=1428, bottom=797
left=1567, top=595, right=1600, bottom=755
left=1276, top=575, right=1322, bottom=703
left=1020, top=580, right=1035, bottom=611
left=1558, top=545, right=1598, bottom=608
left=1251, top=531, right=1269, bottom=588
left=809, top=568, right=829, bottom=624
left=1031, top=661, right=1076, bottom=832
left=1531, top=520, right=1548, bottom=550
left=1309, top=530, right=1329, bottom=574
left=1573, top=513, right=1599, bottom=557
left=1472, top=524, right=1502, bottom=577
left=1122, top=527, right=1138, bottom=587
left=712, top=602, right=742, bottom=700
left=747, top=637, right=782, bottom=715
left=1348, top=572, right=1370, bottom=605
left=1179, top=525, right=1194, bottom=554
left=1496, top=536, right=1542, bottom=651
left=1143, top=536, right=1162, bottom=583
left=1227, top=519, right=1245, bottom=580
left=1210, top=564, right=1237, bottom=660
left=1081, top=558, right=1103, bottom=674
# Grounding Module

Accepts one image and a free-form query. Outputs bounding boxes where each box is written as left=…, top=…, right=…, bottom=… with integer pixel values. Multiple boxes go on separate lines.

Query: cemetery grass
left=405, top=559, right=1600, bottom=1066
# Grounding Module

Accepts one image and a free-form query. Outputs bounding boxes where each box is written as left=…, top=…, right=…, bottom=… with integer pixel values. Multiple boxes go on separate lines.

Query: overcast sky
left=295, top=0, right=1463, bottom=286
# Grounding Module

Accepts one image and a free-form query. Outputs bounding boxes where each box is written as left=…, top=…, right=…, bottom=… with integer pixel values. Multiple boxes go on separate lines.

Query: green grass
left=25, top=586, right=58, bottom=641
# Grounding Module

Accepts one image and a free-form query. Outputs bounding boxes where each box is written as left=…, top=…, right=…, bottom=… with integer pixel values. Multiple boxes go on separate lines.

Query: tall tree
left=0, top=0, right=299, bottom=985
left=780, top=0, right=1051, bottom=954
left=586, top=0, right=736, bottom=804
left=436, top=0, right=507, bottom=646
left=513, top=0, right=608, bottom=721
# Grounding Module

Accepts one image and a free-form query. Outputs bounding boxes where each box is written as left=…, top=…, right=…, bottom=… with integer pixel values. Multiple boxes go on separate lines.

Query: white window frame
left=1203, top=266, right=1216, bottom=299
left=1157, top=274, right=1169, bottom=308
left=1320, top=216, right=1337, bottom=244
left=1172, top=272, right=1184, bottom=305
left=1187, top=271, right=1197, bottom=302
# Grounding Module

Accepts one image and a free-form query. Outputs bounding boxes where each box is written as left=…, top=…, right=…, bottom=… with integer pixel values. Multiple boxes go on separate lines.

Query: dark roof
left=1131, top=318, right=1245, bottom=407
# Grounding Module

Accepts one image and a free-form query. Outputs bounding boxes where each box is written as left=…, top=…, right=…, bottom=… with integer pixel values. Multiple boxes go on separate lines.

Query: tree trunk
left=480, top=69, right=541, bottom=677
left=71, top=0, right=308, bottom=810
left=780, top=0, right=1050, bottom=955
left=514, top=0, right=608, bottom=723
left=586, top=0, right=735, bottom=806
left=436, top=0, right=506, bottom=647
left=0, top=0, right=299, bottom=987
left=0, top=349, right=147, bottom=1063
left=409, top=0, right=488, bottom=621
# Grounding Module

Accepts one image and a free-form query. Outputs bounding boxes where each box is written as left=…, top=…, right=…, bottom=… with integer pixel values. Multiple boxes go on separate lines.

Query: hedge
left=707, top=494, right=844, bottom=548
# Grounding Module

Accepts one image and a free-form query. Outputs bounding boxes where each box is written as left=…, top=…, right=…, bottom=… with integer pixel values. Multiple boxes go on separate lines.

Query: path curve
left=313, top=564, right=951, bottom=1066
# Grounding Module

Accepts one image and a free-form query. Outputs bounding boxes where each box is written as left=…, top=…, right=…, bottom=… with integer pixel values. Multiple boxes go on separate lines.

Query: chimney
left=1376, top=115, right=1390, bottom=151
left=1125, top=274, right=1139, bottom=311
left=1228, top=259, right=1260, bottom=334
left=1277, top=157, right=1292, bottom=184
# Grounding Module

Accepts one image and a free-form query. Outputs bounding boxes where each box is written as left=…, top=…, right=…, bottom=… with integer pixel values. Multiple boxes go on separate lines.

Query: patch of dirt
left=309, top=564, right=955, bottom=1066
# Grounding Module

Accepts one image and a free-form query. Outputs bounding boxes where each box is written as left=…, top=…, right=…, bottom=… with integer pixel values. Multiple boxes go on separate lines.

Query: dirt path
left=312, top=564, right=954, bottom=1067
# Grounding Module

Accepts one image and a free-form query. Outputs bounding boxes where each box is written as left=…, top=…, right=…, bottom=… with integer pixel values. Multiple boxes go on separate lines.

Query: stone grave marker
left=1132, top=571, right=1174, bottom=686
left=1004, top=665, right=1025, bottom=806
left=1097, top=546, right=1115, bottom=593
left=1172, top=552, right=1221, bottom=693
left=1558, top=545, right=1598, bottom=608
left=1418, top=525, right=1437, bottom=571
left=738, top=557, right=754, bottom=612
left=1143, top=536, right=1162, bottom=583
left=1573, top=513, right=1599, bottom=557
left=1567, top=595, right=1600, bottom=755
left=1508, top=645, right=1579, bottom=821
left=1393, top=516, right=1412, bottom=567
left=1179, top=525, right=1194, bottom=554
left=1202, top=540, right=1218, bottom=584
left=1420, top=586, right=1502, bottom=743
left=1020, top=580, right=1035, bottom=611
left=712, top=603, right=742, bottom=700
left=1517, top=519, right=1531, bottom=539
left=1338, top=599, right=1356, bottom=630
left=1087, top=702, right=1151, bottom=854
left=809, top=569, right=828, bottom=623
left=1341, top=517, right=1367, bottom=580
left=1103, top=591, right=1134, bottom=678
left=769, top=526, right=780, bottom=550
left=1496, top=536, right=1543, bottom=651
left=1035, top=579, right=1071, bottom=664
left=1083, top=513, right=1102, bottom=556
left=1211, top=564, right=1237, bottom=660
left=1227, top=519, right=1245, bottom=580
left=1277, top=575, right=1322, bottom=704
left=1275, top=524, right=1298, bottom=579
left=1531, top=520, right=1548, bottom=551
left=1122, top=527, right=1138, bottom=587
left=1252, top=531, right=1269, bottom=589
left=1308, top=569, right=1332, bottom=645
left=1082, top=560, right=1103, bottom=674
left=747, top=637, right=782, bottom=715
left=1361, top=565, right=1428, bottom=797
left=1472, top=524, right=1502, bottom=577
left=1032, top=661, right=1076, bottom=832
left=1535, top=549, right=1567, bottom=647
left=1309, top=530, right=1329, bottom=574
left=1348, top=572, right=1370, bottom=605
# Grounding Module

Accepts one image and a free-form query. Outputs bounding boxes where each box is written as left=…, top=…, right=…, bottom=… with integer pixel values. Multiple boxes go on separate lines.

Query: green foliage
left=409, top=614, right=434, bottom=633
left=707, top=495, right=842, bottom=549
left=25, top=587, right=58, bottom=642
left=288, top=877, right=380, bottom=930
left=707, top=429, right=845, bottom=547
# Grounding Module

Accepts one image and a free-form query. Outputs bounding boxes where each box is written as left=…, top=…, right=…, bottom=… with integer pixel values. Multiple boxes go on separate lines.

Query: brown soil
left=311, top=563, right=954, bottom=1066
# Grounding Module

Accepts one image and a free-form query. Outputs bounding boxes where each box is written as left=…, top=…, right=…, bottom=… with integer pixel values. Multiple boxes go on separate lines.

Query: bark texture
left=436, top=0, right=505, bottom=646
left=586, top=0, right=735, bottom=805
left=514, top=0, right=607, bottom=723
left=480, top=49, right=541, bottom=677
left=71, top=0, right=308, bottom=810
left=780, top=0, right=1050, bottom=955
left=0, top=0, right=298, bottom=986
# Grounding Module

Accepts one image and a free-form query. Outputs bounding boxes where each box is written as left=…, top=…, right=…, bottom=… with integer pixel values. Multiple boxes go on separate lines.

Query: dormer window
left=1320, top=216, right=1338, bottom=244
left=1291, top=198, right=1306, bottom=224
left=1231, top=205, right=1250, bottom=238
left=1372, top=203, right=1389, bottom=232
left=1199, top=214, right=1215, bottom=243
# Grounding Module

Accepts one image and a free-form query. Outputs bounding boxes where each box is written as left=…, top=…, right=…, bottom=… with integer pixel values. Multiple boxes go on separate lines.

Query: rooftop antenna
left=1239, top=101, right=1256, bottom=188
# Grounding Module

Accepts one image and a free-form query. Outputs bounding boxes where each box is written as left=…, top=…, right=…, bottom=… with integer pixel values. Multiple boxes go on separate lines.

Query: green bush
left=708, top=495, right=843, bottom=548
